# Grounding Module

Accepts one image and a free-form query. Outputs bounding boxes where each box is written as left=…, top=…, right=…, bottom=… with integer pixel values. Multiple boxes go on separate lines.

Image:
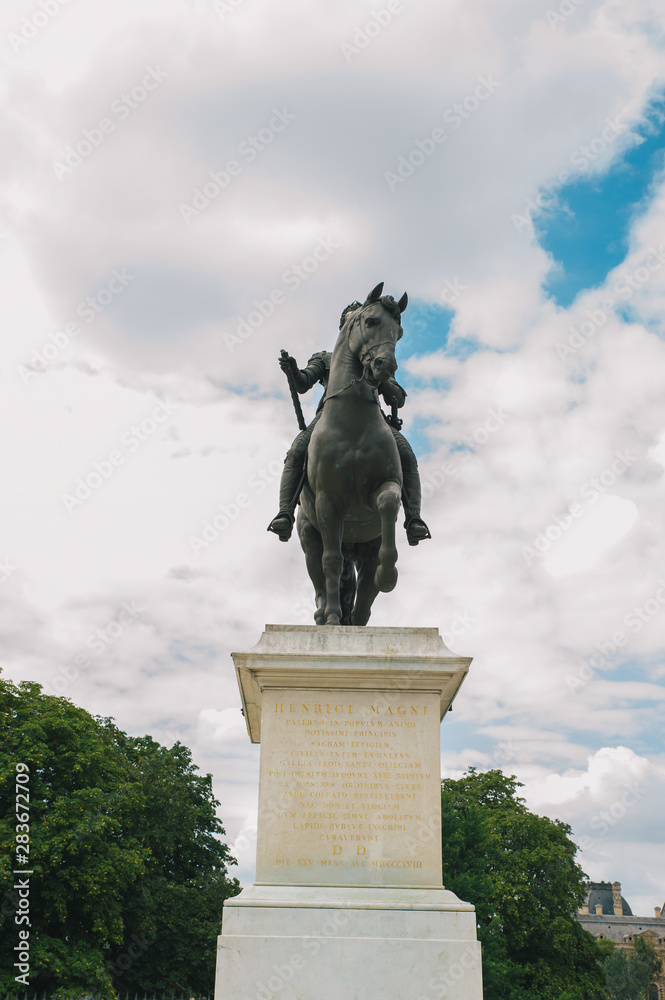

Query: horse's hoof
left=324, top=616, right=341, bottom=626
left=374, top=565, right=398, bottom=593
left=314, top=609, right=326, bottom=625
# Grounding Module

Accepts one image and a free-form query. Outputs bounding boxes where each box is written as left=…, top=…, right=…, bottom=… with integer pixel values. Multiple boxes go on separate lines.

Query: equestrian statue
left=268, top=282, right=431, bottom=626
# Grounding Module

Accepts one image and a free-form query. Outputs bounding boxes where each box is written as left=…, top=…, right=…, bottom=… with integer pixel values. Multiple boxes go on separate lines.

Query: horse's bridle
left=323, top=307, right=400, bottom=403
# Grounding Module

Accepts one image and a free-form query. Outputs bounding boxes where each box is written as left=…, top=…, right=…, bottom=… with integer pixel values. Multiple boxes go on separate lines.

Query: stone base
left=215, top=885, right=483, bottom=1000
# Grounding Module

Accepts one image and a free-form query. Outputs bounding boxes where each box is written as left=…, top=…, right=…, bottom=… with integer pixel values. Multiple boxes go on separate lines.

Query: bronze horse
left=297, top=283, right=408, bottom=626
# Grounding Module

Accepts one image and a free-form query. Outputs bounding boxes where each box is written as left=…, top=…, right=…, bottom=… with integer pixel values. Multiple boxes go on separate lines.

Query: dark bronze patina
left=268, top=283, right=431, bottom=625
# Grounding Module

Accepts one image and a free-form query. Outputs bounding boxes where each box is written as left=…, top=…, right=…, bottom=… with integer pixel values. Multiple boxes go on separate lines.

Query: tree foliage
left=0, top=677, right=240, bottom=995
left=601, top=935, right=662, bottom=1000
left=440, top=768, right=608, bottom=1000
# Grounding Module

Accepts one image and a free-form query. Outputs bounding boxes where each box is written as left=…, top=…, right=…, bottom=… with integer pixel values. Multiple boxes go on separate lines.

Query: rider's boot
left=402, top=470, right=431, bottom=546
left=267, top=460, right=303, bottom=542
left=405, top=515, right=432, bottom=546
left=267, top=509, right=295, bottom=542
left=393, top=430, right=432, bottom=546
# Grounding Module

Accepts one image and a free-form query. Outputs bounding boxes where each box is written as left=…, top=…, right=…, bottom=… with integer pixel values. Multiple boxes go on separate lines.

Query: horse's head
left=344, top=282, right=408, bottom=387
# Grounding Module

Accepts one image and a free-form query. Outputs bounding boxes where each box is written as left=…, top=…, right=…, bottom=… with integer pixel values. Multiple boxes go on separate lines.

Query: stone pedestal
left=214, top=625, right=483, bottom=999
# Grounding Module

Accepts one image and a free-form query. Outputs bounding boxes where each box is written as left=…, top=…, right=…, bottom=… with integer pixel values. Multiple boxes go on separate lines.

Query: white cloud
left=543, top=494, right=640, bottom=578
left=524, top=747, right=665, bottom=915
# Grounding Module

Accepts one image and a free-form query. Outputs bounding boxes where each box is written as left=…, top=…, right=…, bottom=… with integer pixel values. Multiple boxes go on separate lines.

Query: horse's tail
left=340, top=557, right=357, bottom=626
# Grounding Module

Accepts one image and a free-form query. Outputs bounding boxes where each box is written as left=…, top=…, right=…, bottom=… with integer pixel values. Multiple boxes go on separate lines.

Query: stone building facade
left=576, top=881, right=665, bottom=1000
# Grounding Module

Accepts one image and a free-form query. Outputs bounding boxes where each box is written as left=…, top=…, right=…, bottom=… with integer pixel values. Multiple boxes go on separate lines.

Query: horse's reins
left=322, top=312, right=399, bottom=404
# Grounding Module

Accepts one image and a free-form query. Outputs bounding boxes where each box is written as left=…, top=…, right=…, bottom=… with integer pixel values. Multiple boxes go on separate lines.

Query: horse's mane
left=338, top=294, right=403, bottom=331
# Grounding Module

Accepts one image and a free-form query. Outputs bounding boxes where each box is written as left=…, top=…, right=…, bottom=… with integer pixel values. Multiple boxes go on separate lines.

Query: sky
left=1, top=0, right=664, bottom=919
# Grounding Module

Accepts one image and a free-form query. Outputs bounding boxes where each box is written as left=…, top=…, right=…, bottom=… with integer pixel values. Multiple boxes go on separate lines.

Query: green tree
left=601, top=935, right=662, bottom=1000
left=440, top=768, right=608, bottom=1000
left=0, top=677, right=240, bottom=995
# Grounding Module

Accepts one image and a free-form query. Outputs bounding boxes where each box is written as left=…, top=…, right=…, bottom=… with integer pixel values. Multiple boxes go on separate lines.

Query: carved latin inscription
left=255, top=689, right=442, bottom=887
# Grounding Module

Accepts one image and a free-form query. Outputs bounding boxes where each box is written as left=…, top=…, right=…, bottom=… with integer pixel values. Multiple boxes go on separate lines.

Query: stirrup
left=405, top=516, right=431, bottom=546
left=267, top=510, right=295, bottom=542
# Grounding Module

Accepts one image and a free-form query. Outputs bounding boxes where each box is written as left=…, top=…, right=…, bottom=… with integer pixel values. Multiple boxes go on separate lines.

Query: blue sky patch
left=400, top=299, right=490, bottom=367
left=536, top=96, right=665, bottom=307
left=397, top=300, right=491, bottom=457
left=438, top=717, right=498, bottom=771
left=401, top=299, right=453, bottom=357
left=403, top=415, right=437, bottom=459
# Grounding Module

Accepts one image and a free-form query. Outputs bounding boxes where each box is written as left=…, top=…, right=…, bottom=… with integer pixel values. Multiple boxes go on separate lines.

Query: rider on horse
left=267, top=299, right=432, bottom=547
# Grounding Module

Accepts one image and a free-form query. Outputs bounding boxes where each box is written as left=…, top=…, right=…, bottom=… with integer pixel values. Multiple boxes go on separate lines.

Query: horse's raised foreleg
left=315, top=493, right=344, bottom=625
left=296, top=510, right=327, bottom=625
left=371, top=481, right=401, bottom=593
